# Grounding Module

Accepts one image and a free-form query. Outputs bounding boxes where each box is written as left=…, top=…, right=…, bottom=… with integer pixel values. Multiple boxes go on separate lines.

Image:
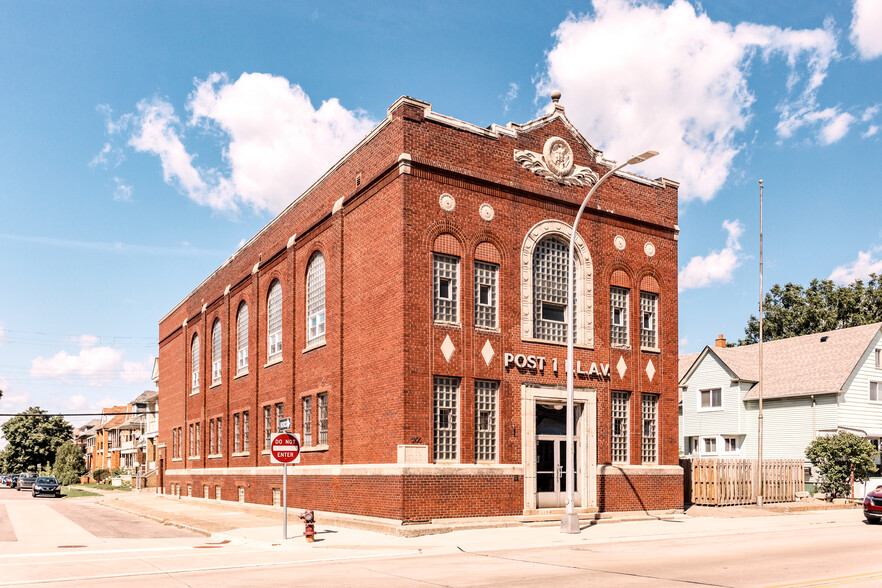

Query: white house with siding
left=679, top=323, right=882, bottom=470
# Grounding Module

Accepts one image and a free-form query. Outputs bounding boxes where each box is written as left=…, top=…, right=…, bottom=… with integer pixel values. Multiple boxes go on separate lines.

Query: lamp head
left=626, top=150, right=658, bottom=165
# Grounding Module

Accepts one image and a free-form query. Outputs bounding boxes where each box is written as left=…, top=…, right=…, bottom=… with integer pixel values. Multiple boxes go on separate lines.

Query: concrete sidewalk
left=88, top=489, right=866, bottom=557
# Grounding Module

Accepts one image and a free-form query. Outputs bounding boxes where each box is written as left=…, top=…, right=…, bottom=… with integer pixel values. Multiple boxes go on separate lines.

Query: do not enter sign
left=270, top=432, right=301, bottom=464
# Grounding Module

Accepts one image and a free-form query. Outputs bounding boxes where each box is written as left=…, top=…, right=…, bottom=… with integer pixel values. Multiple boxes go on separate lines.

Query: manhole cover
left=58, top=545, right=86, bottom=549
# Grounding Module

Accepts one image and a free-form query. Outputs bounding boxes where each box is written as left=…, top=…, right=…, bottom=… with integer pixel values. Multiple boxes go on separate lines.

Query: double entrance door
left=535, top=403, right=581, bottom=508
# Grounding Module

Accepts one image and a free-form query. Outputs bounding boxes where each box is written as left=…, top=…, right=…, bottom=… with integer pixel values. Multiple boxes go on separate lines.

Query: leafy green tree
left=52, top=441, right=86, bottom=484
left=805, top=432, right=877, bottom=498
left=0, top=407, right=73, bottom=473
left=740, top=275, right=882, bottom=344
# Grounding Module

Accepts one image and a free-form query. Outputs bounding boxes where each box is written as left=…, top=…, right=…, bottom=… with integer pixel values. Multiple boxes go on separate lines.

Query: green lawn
left=74, top=482, right=132, bottom=492
left=60, top=486, right=100, bottom=498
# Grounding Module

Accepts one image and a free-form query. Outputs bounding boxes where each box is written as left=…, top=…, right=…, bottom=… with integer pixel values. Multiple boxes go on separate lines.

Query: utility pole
left=757, top=179, right=764, bottom=507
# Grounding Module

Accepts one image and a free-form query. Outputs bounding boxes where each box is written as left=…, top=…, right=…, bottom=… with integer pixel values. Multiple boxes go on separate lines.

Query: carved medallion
left=479, top=203, right=494, bottom=221
left=513, top=136, right=600, bottom=187
left=614, top=235, right=626, bottom=251
left=644, top=242, right=656, bottom=258
left=439, top=193, right=456, bottom=212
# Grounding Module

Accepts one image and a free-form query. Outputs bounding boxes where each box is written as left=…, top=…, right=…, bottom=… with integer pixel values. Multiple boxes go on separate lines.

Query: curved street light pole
left=561, top=150, right=658, bottom=534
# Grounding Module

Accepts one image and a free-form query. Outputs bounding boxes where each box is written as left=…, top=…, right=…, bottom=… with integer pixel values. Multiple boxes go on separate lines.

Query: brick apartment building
left=157, top=94, right=682, bottom=521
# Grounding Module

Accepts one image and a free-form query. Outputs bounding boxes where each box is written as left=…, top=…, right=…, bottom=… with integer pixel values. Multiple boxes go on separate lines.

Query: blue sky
left=1, top=0, right=881, bottom=433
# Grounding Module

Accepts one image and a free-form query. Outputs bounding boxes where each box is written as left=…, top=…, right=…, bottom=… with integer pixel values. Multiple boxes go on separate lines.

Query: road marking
left=0, top=551, right=419, bottom=586
left=765, top=570, right=882, bottom=587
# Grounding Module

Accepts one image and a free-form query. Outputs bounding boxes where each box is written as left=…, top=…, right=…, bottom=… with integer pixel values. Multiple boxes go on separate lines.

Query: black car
left=9, top=475, right=19, bottom=489
left=32, top=476, right=61, bottom=498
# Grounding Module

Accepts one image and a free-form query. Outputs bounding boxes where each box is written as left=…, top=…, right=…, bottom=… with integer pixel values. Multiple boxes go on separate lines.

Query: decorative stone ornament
left=479, top=203, right=494, bottom=221
left=644, top=242, right=656, bottom=258
left=514, top=136, right=600, bottom=187
left=614, top=235, right=626, bottom=251
left=439, top=193, right=456, bottom=212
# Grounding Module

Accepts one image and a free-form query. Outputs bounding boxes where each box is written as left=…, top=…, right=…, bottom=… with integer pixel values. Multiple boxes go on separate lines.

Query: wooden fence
left=681, top=458, right=805, bottom=506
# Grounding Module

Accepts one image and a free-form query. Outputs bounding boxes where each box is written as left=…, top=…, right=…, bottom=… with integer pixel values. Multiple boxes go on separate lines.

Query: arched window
left=520, top=220, right=594, bottom=347
left=532, top=236, right=571, bottom=343
left=211, top=319, right=222, bottom=385
left=236, top=302, right=248, bottom=374
left=306, top=252, right=326, bottom=346
left=190, top=334, right=200, bottom=393
left=267, top=280, right=282, bottom=360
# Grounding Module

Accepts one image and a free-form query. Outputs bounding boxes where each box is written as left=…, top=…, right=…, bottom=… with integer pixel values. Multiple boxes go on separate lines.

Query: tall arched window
left=306, top=252, right=326, bottom=346
left=267, top=280, right=282, bottom=360
left=236, top=302, right=248, bottom=374
left=190, top=334, right=200, bottom=393
left=211, top=319, right=222, bottom=385
left=520, top=220, right=594, bottom=347
left=533, top=236, right=572, bottom=343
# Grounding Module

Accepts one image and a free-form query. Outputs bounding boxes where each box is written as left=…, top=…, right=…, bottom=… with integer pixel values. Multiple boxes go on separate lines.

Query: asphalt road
left=2, top=485, right=880, bottom=587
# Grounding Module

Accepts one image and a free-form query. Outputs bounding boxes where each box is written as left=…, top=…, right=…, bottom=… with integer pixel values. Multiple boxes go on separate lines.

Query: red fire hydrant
left=300, top=509, right=315, bottom=542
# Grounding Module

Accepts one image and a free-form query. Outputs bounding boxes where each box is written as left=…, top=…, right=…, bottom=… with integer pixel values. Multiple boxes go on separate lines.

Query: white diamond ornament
left=481, top=340, right=495, bottom=366
left=441, top=335, right=455, bottom=363
left=616, top=356, right=627, bottom=379
left=646, top=359, right=656, bottom=382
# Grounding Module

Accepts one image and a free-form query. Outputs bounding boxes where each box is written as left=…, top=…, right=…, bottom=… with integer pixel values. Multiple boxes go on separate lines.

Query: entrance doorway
left=535, top=403, right=581, bottom=508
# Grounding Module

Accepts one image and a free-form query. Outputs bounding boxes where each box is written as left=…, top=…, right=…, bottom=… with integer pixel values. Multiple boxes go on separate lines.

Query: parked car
left=0, top=475, right=7, bottom=486
left=864, top=486, right=882, bottom=523
left=8, top=475, right=19, bottom=489
left=16, top=474, right=37, bottom=492
left=32, top=476, right=61, bottom=498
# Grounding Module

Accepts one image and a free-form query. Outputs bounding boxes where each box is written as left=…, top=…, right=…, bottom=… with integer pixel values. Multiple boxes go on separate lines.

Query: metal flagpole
left=757, top=179, right=764, bottom=506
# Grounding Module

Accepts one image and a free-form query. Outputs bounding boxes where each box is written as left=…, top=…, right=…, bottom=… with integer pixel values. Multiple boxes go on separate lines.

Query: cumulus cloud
left=679, top=219, right=744, bottom=291
left=30, top=338, right=153, bottom=386
left=829, top=245, right=882, bottom=283
left=0, top=324, right=5, bottom=347
left=538, top=0, right=841, bottom=201
left=112, top=177, right=133, bottom=202
left=123, top=73, right=376, bottom=215
left=851, top=0, right=882, bottom=59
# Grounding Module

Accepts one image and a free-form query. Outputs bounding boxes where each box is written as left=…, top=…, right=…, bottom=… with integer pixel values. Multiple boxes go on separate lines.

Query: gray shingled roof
left=696, top=323, right=881, bottom=400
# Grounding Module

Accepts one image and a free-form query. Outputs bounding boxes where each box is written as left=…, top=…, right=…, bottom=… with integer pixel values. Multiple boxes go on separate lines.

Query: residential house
left=679, top=323, right=882, bottom=471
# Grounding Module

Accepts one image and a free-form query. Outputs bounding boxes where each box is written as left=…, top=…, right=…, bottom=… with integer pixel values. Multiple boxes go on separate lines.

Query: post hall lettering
left=503, top=353, right=610, bottom=379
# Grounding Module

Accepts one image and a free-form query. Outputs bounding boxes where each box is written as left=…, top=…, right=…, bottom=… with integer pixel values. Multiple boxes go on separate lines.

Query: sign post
left=270, top=431, right=300, bottom=540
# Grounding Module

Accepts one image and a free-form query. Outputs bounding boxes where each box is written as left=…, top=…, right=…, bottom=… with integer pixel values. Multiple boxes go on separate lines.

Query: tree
left=0, top=407, right=73, bottom=473
left=52, top=441, right=86, bottom=485
left=805, top=432, right=877, bottom=498
left=740, top=275, right=882, bottom=344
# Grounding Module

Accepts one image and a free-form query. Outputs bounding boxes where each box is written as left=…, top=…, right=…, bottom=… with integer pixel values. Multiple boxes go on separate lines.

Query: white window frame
left=263, top=406, right=272, bottom=450
left=234, top=413, right=241, bottom=453
left=306, top=252, right=326, bottom=346
left=302, top=397, right=312, bottom=446
left=611, top=391, right=629, bottom=464
left=474, top=261, right=499, bottom=331
left=236, top=302, right=248, bottom=374
left=876, top=349, right=881, bottom=369
left=243, top=411, right=250, bottom=452
left=211, top=319, right=222, bottom=386
left=433, top=254, right=459, bottom=324
left=317, top=394, right=328, bottom=445
left=698, top=388, right=723, bottom=411
left=433, top=377, right=460, bottom=462
left=723, top=436, right=738, bottom=453
left=474, top=380, right=498, bottom=462
left=871, top=381, right=882, bottom=403
left=190, top=334, right=200, bottom=393
left=703, top=436, right=717, bottom=454
left=216, top=418, right=222, bottom=455
left=267, top=281, right=283, bottom=361
left=610, top=287, right=629, bottom=347
left=640, top=292, right=658, bottom=350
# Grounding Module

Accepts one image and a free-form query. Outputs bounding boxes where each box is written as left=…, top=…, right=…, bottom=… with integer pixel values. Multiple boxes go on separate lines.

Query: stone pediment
left=514, top=135, right=600, bottom=187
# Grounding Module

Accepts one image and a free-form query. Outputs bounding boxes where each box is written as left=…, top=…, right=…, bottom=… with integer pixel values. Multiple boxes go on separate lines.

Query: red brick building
left=157, top=94, right=682, bottom=520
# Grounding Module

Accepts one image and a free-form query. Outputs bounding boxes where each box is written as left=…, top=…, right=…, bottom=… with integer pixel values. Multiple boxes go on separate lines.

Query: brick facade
left=158, top=96, right=683, bottom=522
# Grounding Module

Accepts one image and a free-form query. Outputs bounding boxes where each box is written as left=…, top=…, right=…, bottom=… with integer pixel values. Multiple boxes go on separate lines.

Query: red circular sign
left=270, top=432, right=301, bottom=464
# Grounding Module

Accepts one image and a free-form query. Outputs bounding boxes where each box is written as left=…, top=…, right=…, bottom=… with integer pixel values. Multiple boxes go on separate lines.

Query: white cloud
left=500, top=83, right=519, bottom=114
left=538, top=0, right=840, bottom=201
left=30, top=338, right=154, bottom=387
left=678, top=336, right=689, bottom=351
left=851, top=0, right=882, bottom=59
left=0, top=391, right=30, bottom=412
left=0, top=324, right=5, bottom=347
left=679, top=219, right=744, bottom=291
left=864, top=125, right=880, bottom=138
left=829, top=245, right=882, bottom=283
left=125, top=72, right=376, bottom=215
left=64, top=395, right=88, bottom=411
left=112, top=177, right=133, bottom=202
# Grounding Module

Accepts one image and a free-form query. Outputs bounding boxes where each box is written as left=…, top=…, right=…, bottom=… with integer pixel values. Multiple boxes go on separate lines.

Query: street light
left=561, top=149, right=658, bottom=534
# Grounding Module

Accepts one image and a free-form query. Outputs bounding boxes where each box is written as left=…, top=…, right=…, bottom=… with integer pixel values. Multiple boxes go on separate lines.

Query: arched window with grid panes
left=306, top=252, right=326, bottom=346
left=190, top=333, right=200, bottom=393
left=211, top=319, right=221, bottom=385
left=266, top=280, right=282, bottom=361
left=520, top=220, right=594, bottom=347
left=236, top=302, right=248, bottom=374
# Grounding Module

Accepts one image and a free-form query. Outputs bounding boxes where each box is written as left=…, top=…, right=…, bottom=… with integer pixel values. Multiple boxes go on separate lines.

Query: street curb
left=97, top=499, right=212, bottom=537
